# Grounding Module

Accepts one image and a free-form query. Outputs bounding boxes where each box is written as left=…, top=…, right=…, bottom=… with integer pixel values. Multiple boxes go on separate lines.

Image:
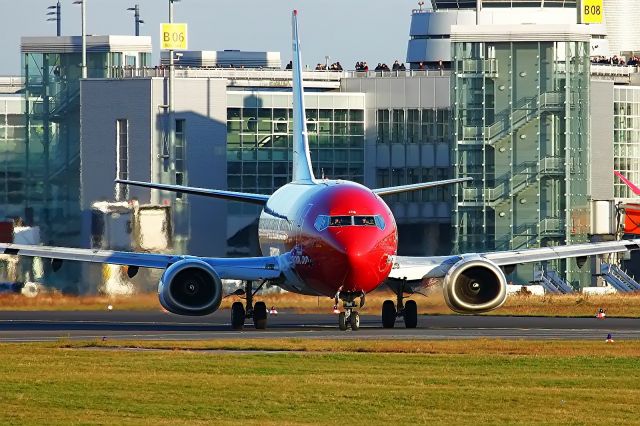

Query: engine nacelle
left=158, top=259, right=223, bottom=316
left=442, top=257, right=507, bottom=314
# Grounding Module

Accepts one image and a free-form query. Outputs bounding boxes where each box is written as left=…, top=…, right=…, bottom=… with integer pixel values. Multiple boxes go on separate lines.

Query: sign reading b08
left=160, top=23, right=188, bottom=50
left=580, top=0, right=603, bottom=24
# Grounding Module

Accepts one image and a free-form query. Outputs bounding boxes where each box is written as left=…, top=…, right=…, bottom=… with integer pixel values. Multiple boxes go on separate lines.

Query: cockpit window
left=314, top=215, right=330, bottom=232
left=330, top=216, right=352, bottom=227
left=314, top=214, right=386, bottom=231
left=354, top=216, right=376, bottom=226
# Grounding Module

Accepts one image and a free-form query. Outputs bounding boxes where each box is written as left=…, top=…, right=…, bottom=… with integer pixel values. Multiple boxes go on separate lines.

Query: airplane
left=615, top=171, right=640, bottom=196
left=2, top=10, right=640, bottom=331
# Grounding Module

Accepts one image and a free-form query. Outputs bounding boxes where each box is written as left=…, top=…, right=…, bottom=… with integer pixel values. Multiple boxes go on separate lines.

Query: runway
left=1, top=310, right=639, bottom=342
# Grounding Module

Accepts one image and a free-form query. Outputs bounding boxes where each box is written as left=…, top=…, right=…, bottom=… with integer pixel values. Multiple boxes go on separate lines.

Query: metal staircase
left=462, top=158, right=561, bottom=205
left=490, top=92, right=563, bottom=143
left=601, top=263, right=640, bottom=292
left=534, top=267, right=574, bottom=294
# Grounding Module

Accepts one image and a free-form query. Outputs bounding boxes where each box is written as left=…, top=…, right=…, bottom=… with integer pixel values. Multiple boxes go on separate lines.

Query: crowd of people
left=313, top=62, right=343, bottom=71
left=356, top=59, right=408, bottom=72
left=355, top=61, right=369, bottom=71
left=591, top=55, right=640, bottom=66
left=371, top=60, right=408, bottom=71
left=284, top=58, right=435, bottom=72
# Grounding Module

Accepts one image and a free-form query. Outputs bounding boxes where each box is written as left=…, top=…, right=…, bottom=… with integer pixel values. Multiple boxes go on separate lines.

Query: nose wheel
left=336, top=292, right=363, bottom=331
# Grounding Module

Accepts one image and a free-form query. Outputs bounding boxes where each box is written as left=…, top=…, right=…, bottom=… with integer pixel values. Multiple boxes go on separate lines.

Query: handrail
left=0, top=76, right=24, bottom=86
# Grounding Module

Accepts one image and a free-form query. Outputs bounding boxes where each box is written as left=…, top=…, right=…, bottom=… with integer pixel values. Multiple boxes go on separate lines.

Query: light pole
left=47, top=1, right=61, bottom=36
left=73, top=0, right=87, bottom=79
left=166, top=0, right=180, bottom=174
left=127, top=4, right=144, bottom=36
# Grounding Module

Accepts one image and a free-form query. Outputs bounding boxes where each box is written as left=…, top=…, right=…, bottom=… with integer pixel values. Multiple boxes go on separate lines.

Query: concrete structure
left=407, top=0, right=608, bottom=68
left=81, top=77, right=228, bottom=258
left=603, top=0, right=640, bottom=55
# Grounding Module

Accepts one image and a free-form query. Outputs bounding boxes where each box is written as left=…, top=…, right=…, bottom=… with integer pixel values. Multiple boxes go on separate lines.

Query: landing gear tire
left=338, top=312, right=348, bottom=331
left=349, top=311, right=360, bottom=331
left=404, top=300, right=418, bottom=329
left=253, top=301, right=268, bottom=330
left=231, top=302, right=245, bottom=330
left=382, top=300, right=396, bottom=328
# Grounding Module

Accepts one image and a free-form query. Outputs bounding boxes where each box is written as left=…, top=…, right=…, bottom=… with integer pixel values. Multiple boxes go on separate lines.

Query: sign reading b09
left=160, top=23, right=188, bottom=50
left=579, top=0, right=604, bottom=24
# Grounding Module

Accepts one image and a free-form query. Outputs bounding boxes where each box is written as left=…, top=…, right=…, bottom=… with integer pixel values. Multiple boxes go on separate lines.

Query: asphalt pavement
left=0, top=310, right=638, bottom=342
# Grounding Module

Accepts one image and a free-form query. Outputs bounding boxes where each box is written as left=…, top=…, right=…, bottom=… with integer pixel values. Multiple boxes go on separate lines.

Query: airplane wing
left=116, top=179, right=270, bottom=205
left=373, top=177, right=472, bottom=197
left=0, top=243, right=282, bottom=281
left=388, top=238, right=640, bottom=283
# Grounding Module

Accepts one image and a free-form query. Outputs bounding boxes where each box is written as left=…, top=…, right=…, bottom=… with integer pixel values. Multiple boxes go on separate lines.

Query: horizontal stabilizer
left=116, top=180, right=270, bottom=205
left=373, top=177, right=472, bottom=197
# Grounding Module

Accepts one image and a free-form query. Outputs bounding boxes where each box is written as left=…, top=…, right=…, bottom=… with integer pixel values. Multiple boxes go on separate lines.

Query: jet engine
left=442, top=256, right=507, bottom=313
left=158, top=259, right=223, bottom=316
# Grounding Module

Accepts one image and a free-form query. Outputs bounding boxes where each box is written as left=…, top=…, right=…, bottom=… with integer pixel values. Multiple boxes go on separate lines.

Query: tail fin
left=291, top=10, right=315, bottom=183
left=615, top=171, right=640, bottom=196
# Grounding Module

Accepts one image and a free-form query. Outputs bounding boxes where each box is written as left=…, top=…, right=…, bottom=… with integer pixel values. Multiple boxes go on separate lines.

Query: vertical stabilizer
left=291, top=10, right=316, bottom=183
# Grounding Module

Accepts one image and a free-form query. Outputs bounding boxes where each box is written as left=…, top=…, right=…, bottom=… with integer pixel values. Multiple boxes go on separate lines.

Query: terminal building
left=2, top=1, right=640, bottom=291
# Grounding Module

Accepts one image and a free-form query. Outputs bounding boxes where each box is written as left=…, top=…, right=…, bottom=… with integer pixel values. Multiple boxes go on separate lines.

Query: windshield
left=314, top=215, right=386, bottom=231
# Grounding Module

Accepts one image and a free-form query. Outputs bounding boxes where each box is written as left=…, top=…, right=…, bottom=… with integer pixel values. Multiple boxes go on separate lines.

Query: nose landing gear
left=336, top=292, right=364, bottom=331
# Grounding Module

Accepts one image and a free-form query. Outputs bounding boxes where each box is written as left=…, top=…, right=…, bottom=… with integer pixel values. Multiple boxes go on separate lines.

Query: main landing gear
left=335, top=291, right=365, bottom=331
left=230, top=281, right=268, bottom=331
left=382, top=284, right=418, bottom=329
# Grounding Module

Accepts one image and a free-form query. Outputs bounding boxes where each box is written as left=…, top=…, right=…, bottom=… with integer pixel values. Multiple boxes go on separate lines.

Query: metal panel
left=391, top=144, right=406, bottom=168
left=389, top=79, right=406, bottom=106
left=434, top=77, right=450, bottom=108
left=589, top=79, right=614, bottom=200
left=419, top=79, right=436, bottom=107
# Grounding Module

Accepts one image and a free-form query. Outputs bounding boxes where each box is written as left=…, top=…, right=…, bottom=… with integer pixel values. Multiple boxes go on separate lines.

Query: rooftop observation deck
left=90, top=67, right=453, bottom=89
left=103, top=64, right=639, bottom=86
left=6, top=62, right=640, bottom=92
left=0, top=77, right=25, bottom=94
left=425, top=0, right=576, bottom=10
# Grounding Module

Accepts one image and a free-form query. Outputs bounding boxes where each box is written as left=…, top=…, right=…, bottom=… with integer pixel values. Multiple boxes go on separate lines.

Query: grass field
left=1, top=340, right=639, bottom=425
left=2, top=291, right=640, bottom=318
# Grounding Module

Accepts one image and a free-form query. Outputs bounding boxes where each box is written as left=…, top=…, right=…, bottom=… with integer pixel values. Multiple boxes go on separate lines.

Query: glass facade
left=452, top=39, right=591, bottom=286
left=226, top=93, right=365, bottom=200
left=0, top=97, right=31, bottom=221
left=376, top=108, right=452, bottom=202
left=614, top=86, right=640, bottom=199
left=20, top=48, right=151, bottom=245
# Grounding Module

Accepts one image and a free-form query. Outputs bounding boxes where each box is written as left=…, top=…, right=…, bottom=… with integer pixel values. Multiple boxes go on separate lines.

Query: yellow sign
left=160, top=23, right=188, bottom=50
left=580, top=0, right=603, bottom=24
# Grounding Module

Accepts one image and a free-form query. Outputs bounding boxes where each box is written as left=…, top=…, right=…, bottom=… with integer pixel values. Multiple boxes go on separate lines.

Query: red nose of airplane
left=328, top=228, right=394, bottom=293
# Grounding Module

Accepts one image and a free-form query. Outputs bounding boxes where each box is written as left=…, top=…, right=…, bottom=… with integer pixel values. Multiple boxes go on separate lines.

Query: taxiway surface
left=0, top=310, right=638, bottom=342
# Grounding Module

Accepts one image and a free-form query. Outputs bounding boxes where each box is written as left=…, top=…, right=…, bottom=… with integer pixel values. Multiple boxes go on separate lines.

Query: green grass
left=1, top=340, right=639, bottom=425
